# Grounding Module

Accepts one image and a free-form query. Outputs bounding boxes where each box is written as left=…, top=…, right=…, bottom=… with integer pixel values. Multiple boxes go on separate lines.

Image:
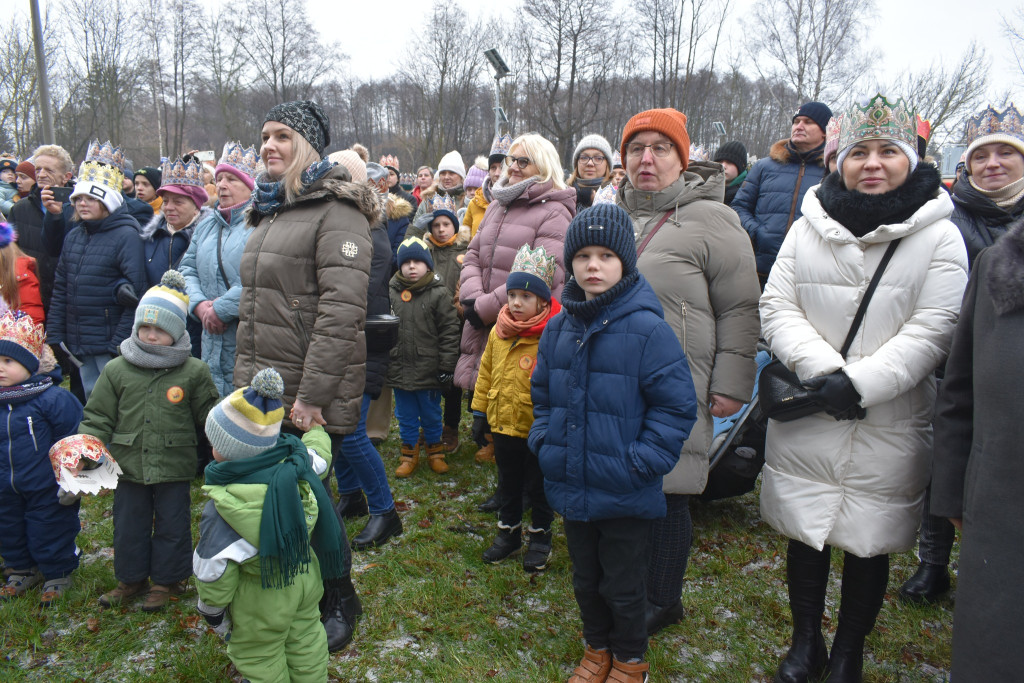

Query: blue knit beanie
left=134, top=270, right=189, bottom=340
left=563, top=204, right=637, bottom=277
left=793, top=102, right=834, bottom=135
left=205, top=368, right=286, bottom=460
left=396, top=236, right=434, bottom=271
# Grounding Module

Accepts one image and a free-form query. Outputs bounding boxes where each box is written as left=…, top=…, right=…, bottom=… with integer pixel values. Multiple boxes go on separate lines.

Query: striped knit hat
left=135, top=270, right=190, bottom=340
left=205, top=368, right=286, bottom=460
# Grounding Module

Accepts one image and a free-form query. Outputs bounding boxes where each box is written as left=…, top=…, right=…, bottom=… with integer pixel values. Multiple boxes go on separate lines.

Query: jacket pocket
left=676, top=301, right=688, bottom=351
left=26, top=417, right=38, bottom=451
left=111, top=431, right=138, bottom=446
left=289, top=298, right=311, bottom=351
left=164, top=432, right=198, bottom=448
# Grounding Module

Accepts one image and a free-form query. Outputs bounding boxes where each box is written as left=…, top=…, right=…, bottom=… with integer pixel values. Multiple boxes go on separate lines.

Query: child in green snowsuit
left=194, top=368, right=346, bottom=683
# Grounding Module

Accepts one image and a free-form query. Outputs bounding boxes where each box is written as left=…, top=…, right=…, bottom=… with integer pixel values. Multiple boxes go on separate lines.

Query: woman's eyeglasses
left=578, top=155, right=607, bottom=165
left=505, top=155, right=533, bottom=169
left=625, top=142, right=676, bottom=158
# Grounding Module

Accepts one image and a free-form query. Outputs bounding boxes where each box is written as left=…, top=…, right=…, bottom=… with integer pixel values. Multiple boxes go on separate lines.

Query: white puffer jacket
left=759, top=183, right=968, bottom=558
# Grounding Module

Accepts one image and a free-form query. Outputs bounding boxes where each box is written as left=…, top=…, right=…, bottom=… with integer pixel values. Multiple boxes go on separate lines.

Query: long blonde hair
left=265, top=131, right=323, bottom=205
left=0, top=243, right=29, bottom=310
left=502, top=133, right=567, bottom=189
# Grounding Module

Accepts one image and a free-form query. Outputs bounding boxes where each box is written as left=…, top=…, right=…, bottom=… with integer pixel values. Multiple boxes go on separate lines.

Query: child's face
left=137, top=324, right=175, bottom=346
left=73, top=195, right=108, bottom=221
left=0, top=169, right=15, bottom=184
left=0, top=356, right=31, bottom=386
left=507, top=289, right=544, bottom=322
left=572, top=246, right=623, bottom=301
left=401, top=259, right=428, bottom=282
left=430, top=216, right=455, bottom=242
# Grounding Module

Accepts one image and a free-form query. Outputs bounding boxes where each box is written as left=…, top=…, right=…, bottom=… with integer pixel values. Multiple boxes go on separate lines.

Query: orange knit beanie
left=620, top=108, right=691, bottom=170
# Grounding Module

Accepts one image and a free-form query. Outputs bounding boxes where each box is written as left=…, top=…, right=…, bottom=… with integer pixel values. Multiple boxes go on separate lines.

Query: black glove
left=463, top=300, right=484, bottom=330
left=471, top=413, right=489, bottom=447
left=437, top=371, right=454, bottom=389
left=115, top=283, right=138, bottom=307
left=803, top=371, right=866, bottom=421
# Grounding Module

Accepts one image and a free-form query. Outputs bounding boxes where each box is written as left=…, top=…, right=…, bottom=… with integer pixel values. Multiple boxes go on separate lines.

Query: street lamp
left=484, top=49, right=510, bottom=140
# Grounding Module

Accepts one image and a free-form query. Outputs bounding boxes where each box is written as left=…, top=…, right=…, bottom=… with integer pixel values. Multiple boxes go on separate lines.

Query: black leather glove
left=803, top=371, right=866, bottom=421
left=463, top=300, right=484, bottom=329
left=115, top=283, right=139, bottom=307
left=471, top=413, right=489, bottom=447
left=437, top=371, right=454, bottom=389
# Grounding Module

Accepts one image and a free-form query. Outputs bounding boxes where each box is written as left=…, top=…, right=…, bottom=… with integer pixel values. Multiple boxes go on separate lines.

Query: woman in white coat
left=759, top=94, right=968, bottom=683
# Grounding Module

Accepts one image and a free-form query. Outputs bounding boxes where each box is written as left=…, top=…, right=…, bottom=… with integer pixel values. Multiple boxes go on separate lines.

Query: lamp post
left=29, top=0, right=54, bottom=143
left=484, top=49, right=510, bottom=140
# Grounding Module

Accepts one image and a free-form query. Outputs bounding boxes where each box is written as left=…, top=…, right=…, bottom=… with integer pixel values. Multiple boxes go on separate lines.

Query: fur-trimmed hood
left=986, top=218, right=1024, bottom=315
left=769, top=139, right=825, bottom=167
left=140, top=206, right=213, bottom=240
left=386, top=194, right=414, bottom=221
left=246, top=167, right=383, bottom=228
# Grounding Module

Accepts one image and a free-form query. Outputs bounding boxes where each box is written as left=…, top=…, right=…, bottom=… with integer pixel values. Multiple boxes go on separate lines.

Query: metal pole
left=29, top=0, right=55, bottom=144
left=493, top=77, right=501, bottom=140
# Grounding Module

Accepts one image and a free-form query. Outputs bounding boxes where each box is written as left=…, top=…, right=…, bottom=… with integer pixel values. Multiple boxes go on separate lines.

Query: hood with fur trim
left=986, top=218, right=1024, bottom=315
left=386, top=195, right=414, bottom=221
left=769, top=139, right=825, bottom=167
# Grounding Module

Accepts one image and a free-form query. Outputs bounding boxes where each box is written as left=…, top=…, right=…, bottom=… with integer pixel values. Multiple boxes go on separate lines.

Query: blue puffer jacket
left=47, top=207, right=147, bottom=356
left=42, top=195, right=152, bottom=259
left=179, top=203, right=250, bottom=396
left=732, top=139, right=826, bottom=282
left=140, top=208, right=209, bottom=288
left=529, top=274, right=698, bottom=522
left=0, top=380, right=82, bottom=494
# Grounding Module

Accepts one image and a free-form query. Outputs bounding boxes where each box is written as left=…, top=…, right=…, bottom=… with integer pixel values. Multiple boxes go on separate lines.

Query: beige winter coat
left=618, top=161, right=761, bottom=494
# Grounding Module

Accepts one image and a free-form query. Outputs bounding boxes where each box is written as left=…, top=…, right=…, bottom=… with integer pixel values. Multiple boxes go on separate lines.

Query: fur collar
left=769, top=139, right=825, bottom=167
left=246, top=172, right=383, bottom=228
left=985, top=219, right=1024, bottom=315
left=140, top=206, right=212, bottom=240
left=816, top=164, right=941, bottom=238
left=386, top=195, right=414, bottom=221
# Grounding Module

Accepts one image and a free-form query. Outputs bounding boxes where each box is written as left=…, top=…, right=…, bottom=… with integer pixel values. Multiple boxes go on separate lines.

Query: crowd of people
left=0, top=92, right=1020, bottom=682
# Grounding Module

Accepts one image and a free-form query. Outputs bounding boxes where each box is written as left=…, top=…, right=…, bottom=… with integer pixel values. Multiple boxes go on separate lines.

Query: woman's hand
left=709, top=394, right=744, bottom=418
left=290, top=398, right=326, bottom=432
left=195, top=300, right=227, bottom=334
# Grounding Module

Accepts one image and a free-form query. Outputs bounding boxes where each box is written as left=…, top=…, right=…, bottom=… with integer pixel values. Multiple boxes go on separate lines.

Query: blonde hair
left=31, top=145, right=74, bottom=175
left=265, top=132, right=323, bottom=206
left=502, top=133, right=567, bottom=189
left=0, top=243, right=28, bottom=310
left=566, top=150, right=612, bottom=186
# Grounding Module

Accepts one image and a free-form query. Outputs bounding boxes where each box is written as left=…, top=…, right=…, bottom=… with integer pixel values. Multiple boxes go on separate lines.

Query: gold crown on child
left=162, top=156, right=205, bottom=188
left=78, top=140, right=126, bottom=192
left=0, top=310, right=45, bottom=360
left=219, top=142, right=259, bottom=180
left=510, top=244, right=556, bottom=288
left=430, top=194, right=457, bottom=214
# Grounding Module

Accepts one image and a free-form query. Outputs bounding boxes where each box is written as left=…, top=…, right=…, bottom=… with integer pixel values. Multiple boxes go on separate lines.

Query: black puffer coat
left=949, top=175, right=1024, bottom=268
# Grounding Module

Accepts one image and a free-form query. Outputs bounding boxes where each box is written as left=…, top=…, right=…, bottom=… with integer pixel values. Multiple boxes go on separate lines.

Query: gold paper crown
left=430, top=193, right=457, bottom=215
left=85, top=140, right=125, bottom=170
left=161, top=156, right=205, bottom=188
left=380, top=154, right=400, bottom=171
left=78, top=139, right=125, bottom=192
left=965, top=103, right=1024, bottom=146
left=219, top=141, right=259, bottom=180
left=0, top=310, right=45, bottom=360
left=838, top=94, right=916, bottom=153
left=510, top=244, right=556, bottom=289
left=490, top=134, right=513, bottom=157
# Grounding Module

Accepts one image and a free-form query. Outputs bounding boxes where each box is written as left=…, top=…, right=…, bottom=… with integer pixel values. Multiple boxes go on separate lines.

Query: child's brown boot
left=426, top=442, right=449, bottom=473
left=98, top=579, right=149, bottom=607
left=441, top=425, right=460, bottom=452
left=395, top=444, right=419, bottom=478
left=474, top=433, right=494, bottom=463
left=569, top=645, right=612, bottom=682
left=606, top=658, right=649, bottom=683
left=142, top=581, right=186, bottom=612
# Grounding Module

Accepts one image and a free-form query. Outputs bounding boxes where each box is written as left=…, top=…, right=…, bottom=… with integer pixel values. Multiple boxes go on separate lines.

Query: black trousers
left=443, top=387, right=462, bottom=429
left=113, top=479, right=192, bottom=584
left=646, top=493, right=692, bottom=606
left=492, top=433, right=552, bottom=530
left=564, top=517, right=653, bottom=661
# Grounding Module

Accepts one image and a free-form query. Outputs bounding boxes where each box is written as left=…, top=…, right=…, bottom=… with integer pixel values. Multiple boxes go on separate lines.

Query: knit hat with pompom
left=205, top=368, right=287, bottom=460
left=134, top=270, right=189, bottom=340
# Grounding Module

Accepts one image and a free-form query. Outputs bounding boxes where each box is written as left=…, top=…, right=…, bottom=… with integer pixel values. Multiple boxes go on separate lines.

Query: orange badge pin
left=166, top=386, right=185, bottom=403
left=400, top=290, right=413, bottom=302
left=518, top=355, right=534, bottom=371
left=456, top=254, right=465, bottom=265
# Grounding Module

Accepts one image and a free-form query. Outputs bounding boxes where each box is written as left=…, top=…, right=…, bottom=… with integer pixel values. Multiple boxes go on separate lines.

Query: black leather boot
left=482, top=524, right=522, bottom=563
left=352, top=508, right=403, bottom=550
left=321, top=576, right=363, bottom=652
left=826, top=552, right=889, bottom=683
left=775, top=540, right=830, bottom=683
left=897, top=561, right=950, bottom=605
left=335, top=490, right=369, bottom=519
left=476, top=490, right=500, bottom=513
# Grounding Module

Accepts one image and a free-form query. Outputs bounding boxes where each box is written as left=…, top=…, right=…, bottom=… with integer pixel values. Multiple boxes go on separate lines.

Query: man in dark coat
left=732, top=102, right=832, bottom=288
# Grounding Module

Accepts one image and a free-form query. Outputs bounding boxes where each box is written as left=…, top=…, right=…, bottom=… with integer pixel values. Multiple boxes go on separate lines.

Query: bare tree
left=0, top=18, right=42, bottom=154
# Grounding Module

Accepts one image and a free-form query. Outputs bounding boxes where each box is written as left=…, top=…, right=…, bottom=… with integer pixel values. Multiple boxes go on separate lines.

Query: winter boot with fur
left=442, top=425, right=460, bottom=453
left=395, top=443, right=419, bottom=478
left=482, top=522, right=522, bottom=563
left=825, top=553, right=889, bottom=683
left=426, top=441, right=449, bottom=473
left=775, top=539, right=830, bottom=683
left=568, top=645, right=612, bottom=683
left=607, top=658, right=650, bottom=682
left=474, top=433, right=494, bottom=463
left=522, top=527, right=552, bottom=572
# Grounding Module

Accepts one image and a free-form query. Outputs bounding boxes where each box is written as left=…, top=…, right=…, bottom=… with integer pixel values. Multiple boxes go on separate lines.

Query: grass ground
left=0, top=414, right=954, bottom=682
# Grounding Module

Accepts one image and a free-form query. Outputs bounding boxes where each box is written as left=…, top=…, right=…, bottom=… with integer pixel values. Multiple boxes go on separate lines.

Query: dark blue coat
left=0, top=381, right=82, bottom=494
left=48, top=207, right=147, bottom=356
left=528, top=274, right=698, bottom=522
left=732, top=139, right=826, bottom=281
left=42, top=195, right=152, bottom=259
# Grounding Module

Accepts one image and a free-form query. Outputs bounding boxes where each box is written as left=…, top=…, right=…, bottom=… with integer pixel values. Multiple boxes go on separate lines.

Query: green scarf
left=728, top=169, right=748, bottom=187
left=394, top=270, right=437, bottom=292
left=204, top=434, right=345, bottom=589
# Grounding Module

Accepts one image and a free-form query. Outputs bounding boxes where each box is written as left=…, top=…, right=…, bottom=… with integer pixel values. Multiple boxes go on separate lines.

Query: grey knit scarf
left=492, top=176, right=540, bottom=206
left=119, top=333, right=193, bottom=369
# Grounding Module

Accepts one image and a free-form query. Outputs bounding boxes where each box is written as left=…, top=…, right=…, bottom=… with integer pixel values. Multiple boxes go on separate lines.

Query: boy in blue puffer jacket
left=529, top=204, right=698, bottom=682
left=0, top=311, right=84, bottom=606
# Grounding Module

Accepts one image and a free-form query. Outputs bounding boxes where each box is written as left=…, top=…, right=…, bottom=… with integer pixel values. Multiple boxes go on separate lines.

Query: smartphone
left=50, top=186, right=73, bottom=204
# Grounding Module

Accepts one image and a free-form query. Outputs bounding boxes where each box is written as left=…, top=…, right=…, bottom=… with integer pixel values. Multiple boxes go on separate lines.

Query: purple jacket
left=454, top=180, right=575, bottom=390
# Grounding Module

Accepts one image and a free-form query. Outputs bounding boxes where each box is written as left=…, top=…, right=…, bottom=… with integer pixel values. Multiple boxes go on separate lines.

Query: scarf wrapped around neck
left=204, top=434, right=346, bottom=589
left=969, top=176, right=1024, bottom=209
left=0, top=376, right=53, bottom=405
left=492, top=176, right=540, bottom=206
left=495, top=299, right=560, bottom=339
left=120, top=332, right=193, bottom=369
left=427, top=232, right=459, bottom=248
left=394, top=270, right=437, bottom=292
left=251, top=158, right=335, bottom=217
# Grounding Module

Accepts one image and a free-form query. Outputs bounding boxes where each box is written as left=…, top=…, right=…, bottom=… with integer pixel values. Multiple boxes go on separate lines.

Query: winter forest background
left=1, top=0, right=1021, bottom=170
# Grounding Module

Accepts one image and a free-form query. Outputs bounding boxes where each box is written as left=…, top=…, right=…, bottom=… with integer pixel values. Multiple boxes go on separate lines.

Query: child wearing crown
left=472, top=245, right=560, bottom=572
left=0, top=311, right=83, bottom=605
left=77, top=270, right=219, bottom=611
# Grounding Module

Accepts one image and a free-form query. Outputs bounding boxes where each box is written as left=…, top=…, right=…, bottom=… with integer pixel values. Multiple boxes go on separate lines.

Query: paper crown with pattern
left=380, top=154, right=400, bottom=172
left=430, top=193, right=457, bottom=214
left=161, top=155, right=205, bottom=188
left=611, top=150, right=622, bottom=168
left=965, top=103, right=1024, bottom=146
left=510, top=244, right=556, bottom=289
left=218, top=141, right=259, bottom=180
left=838, top=94, right=917, bottom=153
left=688, top=144, right=709, bottom=162
left=592, top=184, right=618, bottom=205
left=78, top=139, right=125, bottom=193
left=824, top=114, right=843, bottom=162
left=490, top=134, right=513, bottom=157
left=49, top=434, right=112, bottom=482
left=0, top=310, right=45, bottom=374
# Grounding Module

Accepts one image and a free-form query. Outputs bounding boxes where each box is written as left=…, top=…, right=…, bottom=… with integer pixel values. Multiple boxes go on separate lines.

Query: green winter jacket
left=386, top=272, right=461, bottom=391
left=78, top=356, right=220, bottom=484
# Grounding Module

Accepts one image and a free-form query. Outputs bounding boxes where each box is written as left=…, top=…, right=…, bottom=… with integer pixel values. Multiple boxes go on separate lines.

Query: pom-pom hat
left=564, top=203, right=638, bottom=277
left=135, top=270, right=190, bottom=340
left=506, top=245, right=556, bottom=302
left=205, top=368, right=286, bottom=460
left=0, top=310, right=45, bottom=375
left=396, top=236, right=434, bottom=271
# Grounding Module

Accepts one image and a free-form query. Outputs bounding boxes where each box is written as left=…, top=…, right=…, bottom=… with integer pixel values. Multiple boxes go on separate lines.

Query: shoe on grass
left=98, top=580, right=149, bottom=608
left=39, top=577, right=72, bottom=607
left=0, top=568, right=43, bottom=599
left=142, top=581, right=186, bottom=612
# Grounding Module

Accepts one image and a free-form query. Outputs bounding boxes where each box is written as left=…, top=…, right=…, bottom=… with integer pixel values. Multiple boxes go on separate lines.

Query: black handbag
left=759, top=238, right=902, bottom=422
left=364, top=314, right=400, bottom=351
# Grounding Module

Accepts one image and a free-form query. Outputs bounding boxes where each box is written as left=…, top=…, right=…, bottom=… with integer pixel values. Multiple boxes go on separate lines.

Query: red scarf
left=495, top=299, right=561, bottom=339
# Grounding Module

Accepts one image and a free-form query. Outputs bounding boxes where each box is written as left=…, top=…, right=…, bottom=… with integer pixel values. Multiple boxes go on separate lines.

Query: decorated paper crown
left=611, top=150, right=622, bottom=168
left=824, top=114, right=843, bottom=161
left=219, top=141, right=259, bottom=180
left=490, top=133, right=513, bottom=157
left=380, top=154, right=400, bottom=171
left=0, top=309, right=45, bottom=361
left=161, top=156, right=205, bottom=188
left=838, top=94, right=917, bottom=153
left=510, top=244, right=557, bottom=289
left=78, top=139, right=125, bottom=193
left=592, top=184, right=618, bottom=205
left=965, top=103, right=1024, bottom=146
left=49, top=434, right=111, bottom=481
left=688, top=144, right=709, bottom=162
left=86, top=140, right=125, bottom=170
left=430, top=193, right=457, bottom=214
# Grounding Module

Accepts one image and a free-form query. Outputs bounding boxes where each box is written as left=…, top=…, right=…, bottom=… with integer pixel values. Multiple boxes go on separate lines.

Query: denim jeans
left=334, top=394, right=396, bottom=515
left=393, top=388, right=442, bottom=445
left=78, top=352, right=114, bottom=400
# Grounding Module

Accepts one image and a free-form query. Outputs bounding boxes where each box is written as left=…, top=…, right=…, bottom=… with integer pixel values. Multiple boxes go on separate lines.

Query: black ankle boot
left=335, top=490, right=369, bottom=519
left=352, top=508, right=403, bottom=550
left=825, top=552, right=889, bottom=683
left=477, top=491, right=500, bottom=513
left=321, top=576, right=363, bottom=652
left=522, top=528, right=552, bottom=572
left=482, top=525, right=522, bottom=563
left=897, top=562, right=950, bottom=605
left=775, top=540, right=830, bottom=683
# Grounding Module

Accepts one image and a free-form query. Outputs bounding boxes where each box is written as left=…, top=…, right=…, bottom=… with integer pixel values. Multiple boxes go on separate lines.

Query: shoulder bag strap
left=636, top=209, right=675, bottom=257
left=838, top=237, right=902, bottom=358
left=216, top=227, right=231, bottom=289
